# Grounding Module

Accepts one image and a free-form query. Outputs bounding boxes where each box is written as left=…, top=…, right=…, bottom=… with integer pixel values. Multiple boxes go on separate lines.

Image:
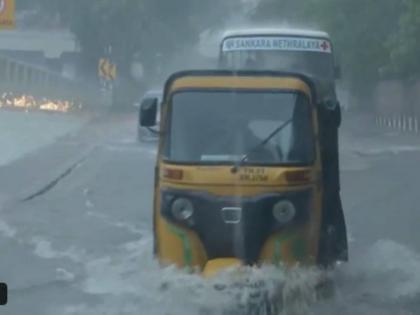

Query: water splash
left=58, top=234, right=420, bottom=315
left=76, top=235, right=326, bottom=315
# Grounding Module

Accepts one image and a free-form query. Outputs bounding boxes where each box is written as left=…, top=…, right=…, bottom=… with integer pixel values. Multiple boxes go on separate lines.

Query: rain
left=0, top=1, right=419, bottom=314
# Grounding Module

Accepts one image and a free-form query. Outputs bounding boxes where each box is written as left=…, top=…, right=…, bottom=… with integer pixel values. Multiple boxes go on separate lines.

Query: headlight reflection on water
left=0, top=92, right=83, bottom=113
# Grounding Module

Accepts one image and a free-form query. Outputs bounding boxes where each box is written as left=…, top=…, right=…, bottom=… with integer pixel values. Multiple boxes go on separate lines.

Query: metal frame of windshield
left=161, top=87, right=317, bottom=167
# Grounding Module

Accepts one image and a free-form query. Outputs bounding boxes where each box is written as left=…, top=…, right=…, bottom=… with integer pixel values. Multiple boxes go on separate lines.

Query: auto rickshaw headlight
left=272, top=200, right=296, bottom=224
left=171, top=198, right=194, bottom=221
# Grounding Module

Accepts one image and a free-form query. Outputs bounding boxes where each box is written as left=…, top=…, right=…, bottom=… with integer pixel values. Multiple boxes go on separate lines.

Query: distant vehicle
left=136, top=89, right=163, bottom=142
left=218, top=27, right=341, bottom=102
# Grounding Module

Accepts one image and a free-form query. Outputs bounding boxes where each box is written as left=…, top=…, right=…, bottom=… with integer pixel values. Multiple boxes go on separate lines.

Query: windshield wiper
left=146, top=127, right=160, bottom=135
left=230, top=118, right=293, bottom=174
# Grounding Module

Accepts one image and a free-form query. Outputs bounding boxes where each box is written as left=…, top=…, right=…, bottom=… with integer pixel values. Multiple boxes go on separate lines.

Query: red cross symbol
left=320, top=41, right=330, bottom=51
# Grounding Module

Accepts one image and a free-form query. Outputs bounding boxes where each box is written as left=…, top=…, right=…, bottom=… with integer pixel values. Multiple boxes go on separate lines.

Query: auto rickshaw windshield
left=163, top=89, right=316, bottom=166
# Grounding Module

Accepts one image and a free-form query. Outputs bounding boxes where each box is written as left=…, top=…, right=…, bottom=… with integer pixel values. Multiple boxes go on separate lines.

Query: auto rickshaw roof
left=163, top=70, right=318, bottom=104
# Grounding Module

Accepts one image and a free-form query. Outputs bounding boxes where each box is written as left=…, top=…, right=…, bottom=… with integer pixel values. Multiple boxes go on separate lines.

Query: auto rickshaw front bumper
left=202, top=258, right=242, bottom=278
left=158, top=186, right=319, bottom=267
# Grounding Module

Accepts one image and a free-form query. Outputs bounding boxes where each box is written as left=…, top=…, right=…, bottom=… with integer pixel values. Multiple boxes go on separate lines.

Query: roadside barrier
left=0, top=54, right=100, bottom=110
left=375, top=115, right=420, bottom=134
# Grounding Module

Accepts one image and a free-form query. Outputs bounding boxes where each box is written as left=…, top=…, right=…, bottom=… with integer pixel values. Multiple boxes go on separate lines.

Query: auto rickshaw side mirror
left=139, top=97, right=158, bottom=127
left=321, top=99, right=341, bottom=127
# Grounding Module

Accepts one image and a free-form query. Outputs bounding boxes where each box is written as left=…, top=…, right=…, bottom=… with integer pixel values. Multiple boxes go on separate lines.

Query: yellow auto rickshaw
left=139, top=70, right=348, bottom=278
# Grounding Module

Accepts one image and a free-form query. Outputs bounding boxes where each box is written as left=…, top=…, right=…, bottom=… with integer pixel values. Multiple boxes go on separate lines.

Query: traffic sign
left=0, top=0, right=15, bottom=30
left=98, top=58, right=117, bottom=81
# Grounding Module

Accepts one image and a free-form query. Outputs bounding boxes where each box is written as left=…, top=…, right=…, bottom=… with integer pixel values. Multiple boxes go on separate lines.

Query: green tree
left=387, top=0, right=420, bottom=79
left=253, top=0, right=404, bottom=102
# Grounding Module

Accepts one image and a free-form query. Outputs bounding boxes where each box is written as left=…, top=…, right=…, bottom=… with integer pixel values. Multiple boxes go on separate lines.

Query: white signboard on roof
left=222, top=36, right=332, bottom=53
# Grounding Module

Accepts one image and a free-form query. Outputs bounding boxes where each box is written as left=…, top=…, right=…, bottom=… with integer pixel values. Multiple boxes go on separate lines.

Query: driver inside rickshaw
left=166, top=90, right=314, bottom=166
left=203, top=113, right=280, bottom=163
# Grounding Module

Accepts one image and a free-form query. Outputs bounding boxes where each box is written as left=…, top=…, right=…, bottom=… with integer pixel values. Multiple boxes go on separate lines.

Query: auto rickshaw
left=139, top=70, right=348, bottom=279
